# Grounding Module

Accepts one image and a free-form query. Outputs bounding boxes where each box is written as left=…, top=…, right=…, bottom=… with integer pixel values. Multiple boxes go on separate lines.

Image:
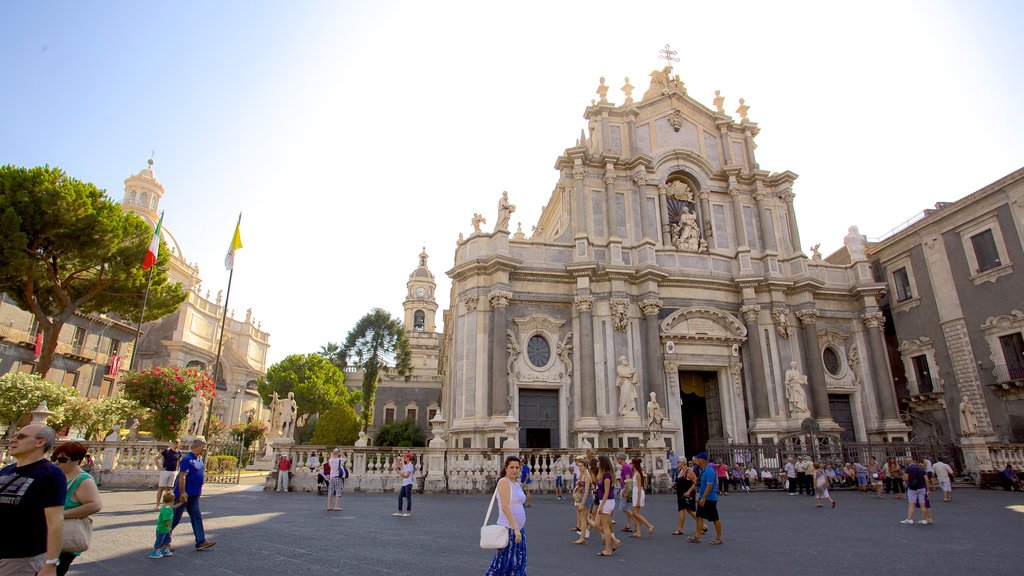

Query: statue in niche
left=647, top=392, right=665, bottom=431
left=773, top=309, right=791, bottom=339
left=844, top=225, right=867, bottom=260
left=959, top=399, right=979, bottom=437
left=785, top=362, right=810, bottom=416
left=847, top=345, right=862, bottom=385
left=621, top=77, right=634, bottom=105
left=186, top=394, right=208, bottom=438
left=677, top=207, right=699, bottom=251
left=506, top=329, right=521, bottom=381
left=810, top=243, right=823, bottom=261
left=616, top=356, right=639, bottom=416
left=557, top=332, right=574, bottom=380
left=611, top=299, right=630, bottom=332
left=670, top=220, right=683, bottom=249
left=704, top=218, right=714, bottom=240
left=471, top=213, right=486, bottom=234
left=713, top=89, right=725, bottom=114
left=495, top=191, right=515, bottom=232
left=596, top=77, right=609, bottom=103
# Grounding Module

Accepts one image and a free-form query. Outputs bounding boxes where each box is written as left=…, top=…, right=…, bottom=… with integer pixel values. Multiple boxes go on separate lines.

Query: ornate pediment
left=660, top=307, right=746, bottom=342
left=513, top=314, right=565, bottom=336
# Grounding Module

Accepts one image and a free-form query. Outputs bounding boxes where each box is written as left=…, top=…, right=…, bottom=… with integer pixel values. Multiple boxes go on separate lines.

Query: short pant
left=939, top=480, right=951, bottom=492
left=328, top=476, right=344, bottom=497
left=159, top=470, right=177, bottom=487
left=599, top=499, right=615, bottom=515
left=555, top=476, right=564, bottom=488
left=907, top=487, right=927, bottom=505
left=696, top=500, right=719, bottom=522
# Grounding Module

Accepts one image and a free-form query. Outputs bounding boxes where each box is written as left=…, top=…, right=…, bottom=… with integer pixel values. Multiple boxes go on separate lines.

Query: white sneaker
left=392, top=512, right=402, bottom=516
left=401, top=512, right=411, bottom=517
left=900, top=519, right=914, bottom=525
left=919, top=520, right=931, bottom=525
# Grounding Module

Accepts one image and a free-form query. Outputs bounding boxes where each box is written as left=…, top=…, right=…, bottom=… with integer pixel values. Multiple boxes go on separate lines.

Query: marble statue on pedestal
left=186, top=395, right=207, bottom=438
left=647, top=392, right=665, bottom=431
left=277, top=392, right=298, bottom=440
left=616, top=356, right=639, bottom=416
left=785, top=362, right=810, bottom=416
left=959, top=399, right=979, bottom=437
left=844, top=225, right=868, bottom=260
left=103, top=425, right=121, bottom=471
left=495, top=191, right=515, bottom=232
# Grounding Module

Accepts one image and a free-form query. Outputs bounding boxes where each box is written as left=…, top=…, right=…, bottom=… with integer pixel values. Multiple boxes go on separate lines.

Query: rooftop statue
left=736, top=98, right=750, bottom=122
left=621, top=77, right=634, bottom=105
left=494, top=191, right=515, bottom=232
left=713, top=90, right=725, bottom=114
left=596, top=77, right=609, bottom=103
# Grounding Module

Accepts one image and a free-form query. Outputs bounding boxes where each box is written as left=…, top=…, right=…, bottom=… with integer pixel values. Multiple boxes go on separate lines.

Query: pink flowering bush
left=121, top=366, right=216, bottom=441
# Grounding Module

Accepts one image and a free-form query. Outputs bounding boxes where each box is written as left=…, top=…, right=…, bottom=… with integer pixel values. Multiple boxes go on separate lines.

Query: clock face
left=416, top=287, right=425, bottom=297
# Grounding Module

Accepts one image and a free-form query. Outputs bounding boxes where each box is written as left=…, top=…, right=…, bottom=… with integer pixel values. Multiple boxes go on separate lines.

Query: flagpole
left=204, top=212, right=242, bottom=438
left=129, top=210, right=163, bottom=372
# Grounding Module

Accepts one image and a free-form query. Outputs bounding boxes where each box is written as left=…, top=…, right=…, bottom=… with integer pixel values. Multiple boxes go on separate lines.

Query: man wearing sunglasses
left=0, top=424, right=67, bottom=575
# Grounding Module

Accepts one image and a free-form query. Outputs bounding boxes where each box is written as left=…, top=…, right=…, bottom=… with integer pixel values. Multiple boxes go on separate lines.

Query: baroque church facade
left=439, top=63, right=909, bottom=456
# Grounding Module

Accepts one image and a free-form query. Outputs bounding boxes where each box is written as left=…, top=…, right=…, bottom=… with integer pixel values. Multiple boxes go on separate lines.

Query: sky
left=2, top=1, right=1022, bottom=367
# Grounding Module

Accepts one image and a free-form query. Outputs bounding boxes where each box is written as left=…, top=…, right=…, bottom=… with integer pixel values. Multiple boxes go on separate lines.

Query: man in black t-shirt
left=0, top=423, right=67, bottom=575
left=154, top=439, right=182, bottom=508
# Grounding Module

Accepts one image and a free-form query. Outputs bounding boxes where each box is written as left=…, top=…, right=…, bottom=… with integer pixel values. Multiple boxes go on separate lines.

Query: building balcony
left=986, top=364, right=1024, bottom=400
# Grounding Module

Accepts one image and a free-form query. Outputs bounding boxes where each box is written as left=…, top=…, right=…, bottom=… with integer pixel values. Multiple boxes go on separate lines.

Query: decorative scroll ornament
left=795, top=308, right=819, bottom=325
left=740, top=304, right=761, bottom=324
left=640, top=298, right=663, bottom=317
left=506, top=329, right=521, bottom=382
left=574, top=295, right=594, bottom=313
left=668, top=109, right=684, bottom=132
left=772, top=307, right=792, bottom=339
left=610, top=298, right=631, bottom=332
left=489, top=290, right=512, bottom=308
left=573, top=161, right=586, bottom=181
left=660, top=180, right=693, bottom=202
left=557, top=332, right=574, bottom=379
left=463, top=295, right=479, bottom=312
left=729, top=358, right=743, bottom=396
left=633, top=171, right=647, bottom=187
left=861, top=311, right=885, bottom=329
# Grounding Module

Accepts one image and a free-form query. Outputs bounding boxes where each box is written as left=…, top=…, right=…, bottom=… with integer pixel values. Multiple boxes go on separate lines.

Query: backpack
left=340, top=463, right=349, bottom=479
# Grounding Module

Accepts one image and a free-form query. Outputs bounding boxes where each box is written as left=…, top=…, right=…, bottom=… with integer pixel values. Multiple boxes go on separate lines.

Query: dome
left=134, top=159, right=159, bottom=182
left=409, top=248, right=434, bottom=281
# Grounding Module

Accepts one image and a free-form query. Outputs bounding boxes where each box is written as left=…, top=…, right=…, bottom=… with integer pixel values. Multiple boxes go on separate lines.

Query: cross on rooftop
left=659, top=44, right=679, bottom=66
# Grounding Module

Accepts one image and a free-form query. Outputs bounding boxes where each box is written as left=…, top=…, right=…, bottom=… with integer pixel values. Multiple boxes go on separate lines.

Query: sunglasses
left=52, top=456, right=70, bottom=464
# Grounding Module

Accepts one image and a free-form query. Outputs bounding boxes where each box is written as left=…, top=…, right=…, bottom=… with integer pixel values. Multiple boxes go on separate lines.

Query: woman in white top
left=629, top=457, right=655, bottom=537
left=326, top=448, right=345, bottom=511
left=485, top=455, right=527, bottom=576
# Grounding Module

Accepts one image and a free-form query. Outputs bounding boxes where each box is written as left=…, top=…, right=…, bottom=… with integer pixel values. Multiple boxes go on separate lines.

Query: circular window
left=822, top=347, right=842, bottom=377
left=527, top=335, right=551, bottom=367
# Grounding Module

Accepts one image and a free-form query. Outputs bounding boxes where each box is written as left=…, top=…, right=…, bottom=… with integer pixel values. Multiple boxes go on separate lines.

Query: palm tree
left=341, top=309, right=412, bottom=430
left=318, top=341, right=345, bottom=370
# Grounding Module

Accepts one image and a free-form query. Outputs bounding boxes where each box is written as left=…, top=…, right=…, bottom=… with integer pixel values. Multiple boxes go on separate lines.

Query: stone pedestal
left=424, top=447, right=447, bottom=493
left=960, top=436, right=994, bottom=481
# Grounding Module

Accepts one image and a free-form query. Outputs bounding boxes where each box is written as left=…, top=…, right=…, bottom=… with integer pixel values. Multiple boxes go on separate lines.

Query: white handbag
left=480, top=483, right=510, bottom=550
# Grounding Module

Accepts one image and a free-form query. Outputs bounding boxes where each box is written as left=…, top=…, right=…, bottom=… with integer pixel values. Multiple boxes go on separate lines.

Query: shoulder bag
left=480, top=481, right=510, bottom=550
left=62, top=473, right=94, bottom=553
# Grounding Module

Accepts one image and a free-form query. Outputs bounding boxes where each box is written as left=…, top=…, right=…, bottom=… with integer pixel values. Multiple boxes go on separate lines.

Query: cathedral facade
left=440, top=64, right=908, bottom=456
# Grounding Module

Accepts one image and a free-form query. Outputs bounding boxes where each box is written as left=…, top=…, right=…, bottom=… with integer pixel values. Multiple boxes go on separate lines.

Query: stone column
left=641, top=298, right=665, bottom=413
left=718, top=123, right=734, bottom=166
left=634, top=170, right=651, bottom=241
left=605, top=164, right=617, bottom=240
left=795, top=308, right=832, bottom=420
left=576, top=295, right=597, bottom=418
left=730, top=186, right=748, bottom=248
left=741, top=304, right=770, bottom=420
left=698, top=190, right=712, bottom=249
left=743, top=126, right=758, bottom=170
left=659, top=181, right=672, bottom=246
left=489, top=290, right=512, bottom=417
left=753, top=184, right=773, bottom=252
left=572, top=161, right=587, bottom=237
left=862, top=312, right=899, bottom=421
left=781, top=189, right=801, bottom=253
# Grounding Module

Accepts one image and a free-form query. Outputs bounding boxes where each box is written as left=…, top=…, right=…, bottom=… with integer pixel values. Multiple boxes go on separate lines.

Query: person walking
left=51, top=442, right=102, bottom=575
left=615, top=453, right=635, bottom=532
left=668, top=450, right=679, bottom=484
left=572, top=456, right=593, bottom=544
left=554, top=455, right=565, bottom=500
left=593, top=455, right=621, bottom=557
left=886, top=457, right=905, bottom=499
left=628, top=458, right=654, bottom=537
left=690, top=452, right=723, bottom=545
left=484, top=455, right=527, bottom=576
left=171, top=438, right=216, bottom=550
left=150, top=492, right=183, bottom=558
left=902, top=457, right=932, bottom=525
left=812, top=462, right=836, bottom=509
left=716, top=459, right=729, bottom=495
left=395, top=453, right=414, bottom=517
left=153, top=439, right=181, bottom=509
left=520, top=458, right=532, bottom=507
left=326, top=448, right=346, bottom=511
left=0, top=424, right=66, bottom=575
left=932, top=459, right=955, bottom=502
left=672, top=462, right=698, bottom=536
left=784, top=457, right=798, bottom=495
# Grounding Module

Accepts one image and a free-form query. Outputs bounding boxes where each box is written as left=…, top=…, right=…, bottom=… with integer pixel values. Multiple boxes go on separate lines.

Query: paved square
left=68, top=484, right=1024, bottom=576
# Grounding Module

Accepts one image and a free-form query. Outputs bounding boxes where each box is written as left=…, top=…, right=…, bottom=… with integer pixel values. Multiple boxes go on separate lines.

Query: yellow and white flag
left=224, top=214, right=243, bottom=271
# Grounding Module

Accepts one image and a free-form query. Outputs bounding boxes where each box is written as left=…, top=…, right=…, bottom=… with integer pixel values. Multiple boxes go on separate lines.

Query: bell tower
left=403, top=248, right=440, bottom=373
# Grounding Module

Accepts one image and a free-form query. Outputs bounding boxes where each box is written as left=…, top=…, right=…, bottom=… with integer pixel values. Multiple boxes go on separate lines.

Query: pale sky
left=2, top=1, right=1022, bottom=367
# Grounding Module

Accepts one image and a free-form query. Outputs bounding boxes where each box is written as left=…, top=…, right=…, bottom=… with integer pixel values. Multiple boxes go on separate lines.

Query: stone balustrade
left=988, top=443, right=1024, bottom=471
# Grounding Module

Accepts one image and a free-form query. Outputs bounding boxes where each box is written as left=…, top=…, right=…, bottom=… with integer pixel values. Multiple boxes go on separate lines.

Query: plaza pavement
left=67, top=481, right=1024, bottom=576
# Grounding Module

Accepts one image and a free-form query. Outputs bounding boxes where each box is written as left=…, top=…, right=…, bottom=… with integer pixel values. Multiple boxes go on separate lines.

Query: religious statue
left=677, top=207, right=699, bottom=251
left=670, top=220, right=683, bottom=249
left=471, top=213, right=486, bottom=234
left=785, top=361, right=810, bottom=415
left=596, top=76, right=609, bottom=103
left=354, top=430, right=369, bottom=447
left=959, top=399, right=979, bottom=437
left=643, top=66, right=673, bottom=100
left=616, top=356, right=639, bottom=416
left=735, top=98, right=750, bottom=121
left=713, top=89, right=725, bottom=114
left=126, top=418, right=140, bottom=441
left=277, top=392, right=298, bottom=440
left=810, top=243, right=823, bottom=261
left=621, top=77, right=634, bottom=105
left=647, top=392, right=665, bottom=431
left=186, top=394, right=208, bottom=438
left=844, top=225, right=867, bottom=260
left=495, top=191, right=516, bottom=232
left=102, top=425, right=121, bottom=471
left=773, top=308, right=791, bottom=339
left=268, top=391, right=281, bottom=435
left=506, top=329, right=521, bottom=381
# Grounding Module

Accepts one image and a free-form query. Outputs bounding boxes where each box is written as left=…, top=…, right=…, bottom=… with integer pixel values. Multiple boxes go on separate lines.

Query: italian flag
left=142, top=213, right=163, bottom=270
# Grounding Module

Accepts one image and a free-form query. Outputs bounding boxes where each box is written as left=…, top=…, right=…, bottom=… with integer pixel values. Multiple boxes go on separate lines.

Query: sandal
left=672, top=530, right=685, bottom=536
left=572, top=539, right=586, bottom=545
left=687, top=537, right=702, bottom=543
left=597, top=551, right=613, bottom=557
left=710, top=539, right=724, bottom=545
left=629, top=533, right=642, bottom=538
left=622, top=527, right=633, bottom=532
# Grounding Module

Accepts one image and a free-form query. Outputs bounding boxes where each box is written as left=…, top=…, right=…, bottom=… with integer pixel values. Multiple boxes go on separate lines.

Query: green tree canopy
left=0, top=372, right=78, bottom=434
left=309, top=400, right=361, bottom=446
left=258, top=353, right=352, bottom=441
left=0, top=165, right=185, bottom=376
left=373, top=418, right=426, bottom=448
left=341, top=308, right=411, bottom=430
left=121, top=365, right=216, bottom=441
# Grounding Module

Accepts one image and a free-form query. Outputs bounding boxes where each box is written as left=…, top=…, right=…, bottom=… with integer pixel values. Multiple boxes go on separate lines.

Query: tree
left=257, top=353, right=349, bottom=440
left=309, top=400, right=361, bottom=446
left=317, top=341, right=345, bottom=370
left=230, top=420, right=268, bottom=453
left=121, top=366, right=215, bottom=441
left=51, top=394, right=145, bottom=439
left=0, top=165, right=185, bottom=376
left=0, top=372, right=78, bottom=434
left=341, top=308, right=411, bottom=430
left=374, top=418, right=426, bottom=448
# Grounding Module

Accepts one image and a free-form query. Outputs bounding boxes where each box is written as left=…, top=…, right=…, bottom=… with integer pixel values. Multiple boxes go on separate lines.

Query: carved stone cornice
left=862, top=311, right=885, bottom=329
left=740, top=304, right=761, bottom=323
left=574, top=295, right=594, bottom=313
left=640, top=298, right=663, bottom=317
left=697, top=190, right=710, bottom=201
left=573, top=160, right=586, bottom=181
left=463, top=296, right=479, bottom=312
left=610, top=298, right=631, bottom=332
left=632, top=170, right=647, bottom=187
left=795, top=308, right=819, bottom=325
left=728, top=187, right=741, bottom=197
left=488, top=290, right=513, bottom=309
left=780, top=190, right=795, bottom=204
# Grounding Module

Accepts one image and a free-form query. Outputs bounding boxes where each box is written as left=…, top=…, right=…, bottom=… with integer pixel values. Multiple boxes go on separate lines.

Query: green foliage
left=309, top=400, right=362, bottom=446
left=341, top=308, right=412, bottom=430
left=0, top=165, right=185, bottom=376
left=373, top=418, right=426, bottom=448
left=0, top=372, right=78, bottom=433
left=207, top=413, right=228, bottom=441
left=51, top=394, right=145, bottom=440
left=121, top=366, right=215, bottom=441
left=258, top=354, right=350, bottom=440
left=230, top=420, right=268, bottom=452
left=206, top=455, right=238, bottom=473
left=317, top=341, right=345, bottom=370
